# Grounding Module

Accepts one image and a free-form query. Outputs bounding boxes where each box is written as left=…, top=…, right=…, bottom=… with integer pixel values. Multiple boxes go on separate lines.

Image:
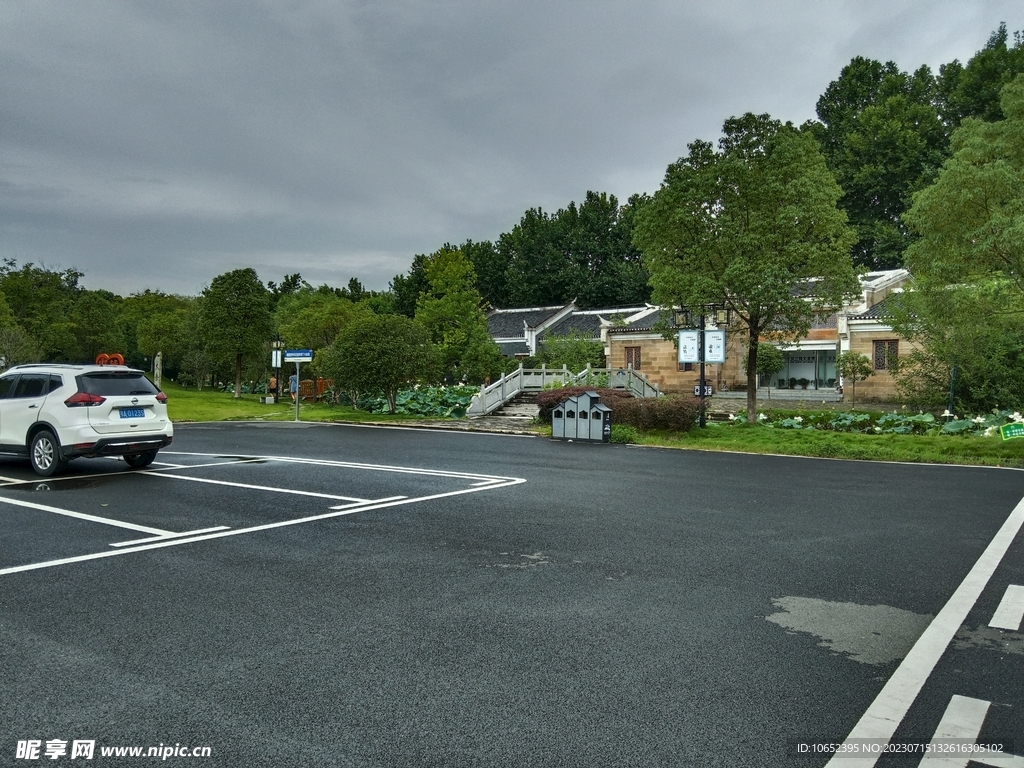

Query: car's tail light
left=155, top=391, right=167, bottom=403
left=64, top=391, right=106, bottom=407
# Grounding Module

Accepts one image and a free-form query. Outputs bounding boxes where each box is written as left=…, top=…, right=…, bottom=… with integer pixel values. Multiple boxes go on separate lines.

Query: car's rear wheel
left=30, top=430, right=67, bottom=477
left=124, top=450, right=158, bottom=469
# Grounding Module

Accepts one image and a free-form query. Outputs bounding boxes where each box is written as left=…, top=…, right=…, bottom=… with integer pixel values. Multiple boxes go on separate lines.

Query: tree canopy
left=634, top=113, right=859, bottom=420
left=318, top=314, right=437, bottom=413
left=200, top=268, right=273, bottom=398
left=889, top=74, right=1024, bottom=411
left=414, top=246, right=502, bottom=383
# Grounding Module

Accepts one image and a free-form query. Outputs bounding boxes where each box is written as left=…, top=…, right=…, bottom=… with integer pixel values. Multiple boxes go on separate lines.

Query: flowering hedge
left=727, top=408, right=1024, bottom=437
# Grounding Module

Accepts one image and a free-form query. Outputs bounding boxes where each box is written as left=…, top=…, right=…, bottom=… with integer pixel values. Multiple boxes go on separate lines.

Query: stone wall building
left=488, top=269, right=919, bottom=403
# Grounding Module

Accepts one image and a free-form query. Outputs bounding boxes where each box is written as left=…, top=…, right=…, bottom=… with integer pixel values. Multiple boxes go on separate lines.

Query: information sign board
left=678, top=331, right=699, bottom=364
left=694, top=385, right=714, bottom=397
left=284, top=349, right=313, bottom=363
left=704, top=330, right=726, bottom=363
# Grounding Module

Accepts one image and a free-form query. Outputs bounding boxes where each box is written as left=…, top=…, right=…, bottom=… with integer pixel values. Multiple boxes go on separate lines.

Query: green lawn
left=611, top=422, right=1024, bottom=468
left=163, top=382, right=1024, bottom=468
left=163, top=381, right=443, bottom=425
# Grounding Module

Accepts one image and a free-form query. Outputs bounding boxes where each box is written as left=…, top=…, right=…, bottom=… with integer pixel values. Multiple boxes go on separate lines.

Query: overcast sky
left=2, top=1, right=1020, bottom=297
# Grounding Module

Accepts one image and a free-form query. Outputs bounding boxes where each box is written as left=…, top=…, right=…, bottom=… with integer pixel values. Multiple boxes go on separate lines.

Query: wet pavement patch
left=953, top=624, right=1024, bottom=656
left=765, top=596, right=934, bottom=665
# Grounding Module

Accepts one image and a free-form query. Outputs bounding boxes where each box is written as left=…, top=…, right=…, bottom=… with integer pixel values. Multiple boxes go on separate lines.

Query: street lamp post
left=675, top=304, right=728, bottom=429
left=271, top=336, right=284, bottom=402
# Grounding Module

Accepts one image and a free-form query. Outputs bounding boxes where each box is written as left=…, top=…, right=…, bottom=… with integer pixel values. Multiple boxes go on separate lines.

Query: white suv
left=0, top=364, right=173, bottom=476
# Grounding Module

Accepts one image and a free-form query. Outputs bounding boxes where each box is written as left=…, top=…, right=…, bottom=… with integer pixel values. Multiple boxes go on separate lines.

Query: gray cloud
left=1, top=0, right=1020, bottom=295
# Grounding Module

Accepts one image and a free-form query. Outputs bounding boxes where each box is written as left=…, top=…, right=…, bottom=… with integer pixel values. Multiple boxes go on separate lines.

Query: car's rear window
left=77, top=372, right=160, bottom=397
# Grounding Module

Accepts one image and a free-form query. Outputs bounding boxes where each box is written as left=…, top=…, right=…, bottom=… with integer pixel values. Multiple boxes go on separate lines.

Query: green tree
left=494, top=192, right=652, bottom=308
left=836, top=351, right=874, bottom=409
left=200, top=268, right=273, bottom=398
left=390, top=253, right=431, bottom=318
left=120, top=290, right=193, bottom=371
left=892, top=76, right=1024, bottom=410
left=813, top=58, right=948, bottom=269
left=904, top=73, right=1024, bottom=291
left=275, top=292, right=371, bottom=355
left=266, top=273, right=305, bottom=313
left=318, top=314, right=437, bottom=413
left=938, top=24, right=1024, bottom=125
left=754, top=343, right=785, bottom=398
left=0, top=260, right=82, bottom=360
left=415, top=246, right=502, bottom=383
left=537, top=330, right=605, bottom=371
left=71, top=290, right=126, bottom=363
left=885, top=280, right=1024, bottom=410
left=633, top=113, right=859, bottom=421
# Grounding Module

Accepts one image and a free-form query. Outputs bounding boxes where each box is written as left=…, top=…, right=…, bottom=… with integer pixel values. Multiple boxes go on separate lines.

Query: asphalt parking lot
left=2, top=421, right=1023, bottom=767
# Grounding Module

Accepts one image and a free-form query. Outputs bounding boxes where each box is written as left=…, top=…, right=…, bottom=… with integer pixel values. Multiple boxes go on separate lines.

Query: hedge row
left=535, top=388, right=634, bottom=422
left=536, top=389, right=703, bottom=432
left=614, top=396, right=703, bottom=432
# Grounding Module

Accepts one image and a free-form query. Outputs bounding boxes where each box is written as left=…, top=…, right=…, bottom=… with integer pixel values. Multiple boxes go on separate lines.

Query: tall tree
left=893, top=74, right=1024, bottom=411
left=938, top=24, right=1024, bottom=125
left=813, top=58, right=948, bottom=269
left=200, top=268, right=273, bottom=398
left=903, top=73, right=1024, bottom=291
left=318, top=314, right=437, bottom=413
left=0, top=260, right=83, bottom=360
left=390, top=253, right=432, bottom=318
left=275, top=292, right=371, bottom=355
left=415, top=246, right=502, bottom=383
left=494, top=193, right=652, bottom=308
left=70, top=290, right=126, bottom=363
left=634, top=113, right=859, bottom=421
left=497, top=207, right=572, bottom=307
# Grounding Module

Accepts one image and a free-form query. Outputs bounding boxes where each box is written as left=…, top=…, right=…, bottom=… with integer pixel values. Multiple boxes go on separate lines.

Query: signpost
left=678, top=309, right=727, bottom=428
left=284, top=349, right=313, bottom=422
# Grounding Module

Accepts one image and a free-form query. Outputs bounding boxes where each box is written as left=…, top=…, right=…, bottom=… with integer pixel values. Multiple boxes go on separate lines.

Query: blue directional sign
left=284, top=349, right=313, bottom=363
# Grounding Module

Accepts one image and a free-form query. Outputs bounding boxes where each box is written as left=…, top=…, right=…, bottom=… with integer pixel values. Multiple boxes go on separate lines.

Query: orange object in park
left=94, top=353, right=125, bottom=366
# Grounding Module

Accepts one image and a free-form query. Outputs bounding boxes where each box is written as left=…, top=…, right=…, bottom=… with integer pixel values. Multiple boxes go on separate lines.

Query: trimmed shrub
left=613, top=396, right=702, bottom=432
left=535, top=387, right=634, bottom=423
left=610, top=424, right=641, bottom=444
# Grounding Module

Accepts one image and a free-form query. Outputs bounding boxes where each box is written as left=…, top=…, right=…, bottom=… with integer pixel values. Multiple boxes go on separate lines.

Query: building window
left=678, top=362, right=694, bottom=372
left=625, top=346, right=641, bottom=370
left=873, top=340, right=899, bottom=371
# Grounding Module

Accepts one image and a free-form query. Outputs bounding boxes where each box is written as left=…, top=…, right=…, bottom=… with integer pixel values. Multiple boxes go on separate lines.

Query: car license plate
left=119, top=408, right=145, bottom=419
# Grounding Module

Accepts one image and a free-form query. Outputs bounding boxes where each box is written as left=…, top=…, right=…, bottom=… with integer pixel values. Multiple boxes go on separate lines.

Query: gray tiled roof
left=540, top=313, right=604, bottom=339
left=607, top=308, right=673, bottom=333
left=486, top=306, right=565, bottom=338
left=850, top=293, right=901, bottom=321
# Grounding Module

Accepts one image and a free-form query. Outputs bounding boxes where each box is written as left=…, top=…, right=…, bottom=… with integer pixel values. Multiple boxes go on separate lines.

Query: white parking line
left=138, top=470, right=373, bottom=502
left=109, top=526, right=231, bottom=547
left=0, top=494, right=172, bottom=535
left=825, top=493, right=1024, bottom=768
left=0, top=476, right=526, bottom=576
left=989, top=585, right=1024, bottom=631
left=328, top=496, right=406, bottom=510
left=919, top=696, right=1024, bottom=767
left=163, top=452, right=515, bottom=482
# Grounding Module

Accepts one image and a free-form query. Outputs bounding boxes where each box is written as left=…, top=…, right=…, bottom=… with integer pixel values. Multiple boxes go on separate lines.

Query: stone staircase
left=487, top=391, right=540, bottom=422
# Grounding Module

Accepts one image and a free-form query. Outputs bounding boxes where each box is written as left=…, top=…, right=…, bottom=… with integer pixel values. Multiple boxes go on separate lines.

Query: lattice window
left=873, top=340, right=899, bottom=370
left=625, top=346, right=641, bottom=370
left=678, top=362, right=694, bottom=372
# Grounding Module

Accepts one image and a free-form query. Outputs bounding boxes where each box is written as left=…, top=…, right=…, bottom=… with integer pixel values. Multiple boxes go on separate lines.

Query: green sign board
left=1000, top=423, right=1024, bottom=441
